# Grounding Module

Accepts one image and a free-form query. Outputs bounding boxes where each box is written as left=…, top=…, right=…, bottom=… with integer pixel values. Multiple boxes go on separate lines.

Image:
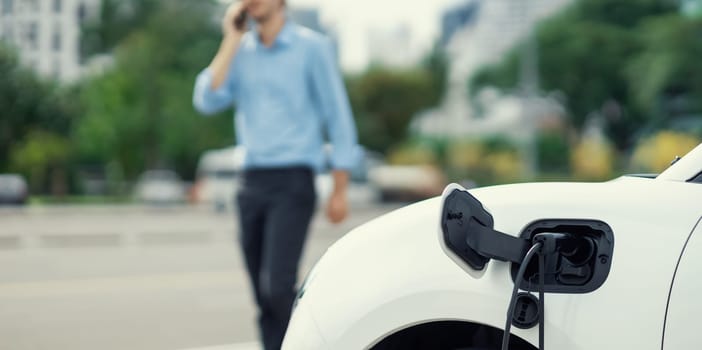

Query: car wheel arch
left=368, top=320, right=537, bottom=350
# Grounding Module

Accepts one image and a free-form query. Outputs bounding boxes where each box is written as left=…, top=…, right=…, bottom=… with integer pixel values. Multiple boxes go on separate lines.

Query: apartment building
left=412, top=0, right=572, bottom=138
left=0, top=0, right=100, bottom=82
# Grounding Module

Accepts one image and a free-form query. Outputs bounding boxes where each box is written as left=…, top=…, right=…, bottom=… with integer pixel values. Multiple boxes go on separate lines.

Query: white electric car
left=283, top=143, right=702, bottom=350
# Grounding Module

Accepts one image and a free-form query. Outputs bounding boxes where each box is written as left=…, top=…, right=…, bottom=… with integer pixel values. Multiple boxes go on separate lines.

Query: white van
left=193, top=145, right=380, bottom=212
left=193, top=145, right=332, bottom=212
left=192, top=146, right=245, bottom=211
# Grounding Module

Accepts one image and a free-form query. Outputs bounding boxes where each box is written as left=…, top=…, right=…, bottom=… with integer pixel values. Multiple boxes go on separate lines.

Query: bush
left=630, top=131, right=700, bottom=173
left=570, top=137, right=615, bottom=180
left=538, top=132, right=571, bottom=173
left=387, top=142, right=439, bottom=166
left=446, top=137, right=524, bottom=185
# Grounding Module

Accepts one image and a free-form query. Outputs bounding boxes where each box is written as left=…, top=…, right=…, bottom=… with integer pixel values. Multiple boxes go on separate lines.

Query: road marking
left=179, top=342, right=260, bottom=350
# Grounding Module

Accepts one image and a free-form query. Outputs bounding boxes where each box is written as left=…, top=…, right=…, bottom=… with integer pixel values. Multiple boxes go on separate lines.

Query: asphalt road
left=0, top=202, right=402, bottom=350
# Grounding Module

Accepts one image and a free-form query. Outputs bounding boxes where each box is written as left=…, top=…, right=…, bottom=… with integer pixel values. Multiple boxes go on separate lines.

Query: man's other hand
left=326, top=191, right=348, bottom=224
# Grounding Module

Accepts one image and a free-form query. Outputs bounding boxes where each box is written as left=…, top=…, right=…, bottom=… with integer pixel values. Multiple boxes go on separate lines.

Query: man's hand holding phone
left=223, top=1, right=248, bottom=37
left=209, top=1, right=247, bottom=90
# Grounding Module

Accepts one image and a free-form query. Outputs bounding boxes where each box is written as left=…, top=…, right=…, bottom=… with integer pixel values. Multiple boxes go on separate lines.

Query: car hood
left=297, top=176, right=702, bottom=349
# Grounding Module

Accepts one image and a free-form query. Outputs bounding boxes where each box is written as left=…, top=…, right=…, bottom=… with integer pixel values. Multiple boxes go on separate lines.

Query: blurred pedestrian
left=192, top=0, right=359, bottom=349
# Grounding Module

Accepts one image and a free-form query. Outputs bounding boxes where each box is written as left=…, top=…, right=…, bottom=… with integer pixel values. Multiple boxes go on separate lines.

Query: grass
left=28, top=195, right=135, bottom=205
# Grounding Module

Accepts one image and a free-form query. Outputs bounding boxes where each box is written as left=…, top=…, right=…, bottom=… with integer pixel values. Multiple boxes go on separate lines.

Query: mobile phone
left=234, top=10, right=248, bottom=31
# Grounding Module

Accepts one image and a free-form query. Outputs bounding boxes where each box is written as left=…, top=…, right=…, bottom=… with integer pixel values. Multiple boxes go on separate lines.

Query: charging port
left=511, top=220, right=614, bottom=294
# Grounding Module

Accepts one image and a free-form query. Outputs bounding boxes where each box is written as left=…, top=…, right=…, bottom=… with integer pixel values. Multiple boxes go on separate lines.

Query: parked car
left=0, top=174, right=28, bottom=205
left=133, top=170, right=186, bottom=205
left=368, top=164, right=446, bottom=202
left=318, top=148, right=385, bottom=206
left=283, top=143, right=702, bottom=350
left=192, top=146, right=245, bottom=211
left=193, top=145, right=382, bottom=211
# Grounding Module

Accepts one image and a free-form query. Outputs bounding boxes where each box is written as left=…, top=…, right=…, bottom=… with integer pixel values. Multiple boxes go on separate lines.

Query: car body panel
left=284, top=175, right=702, bottom=349
left=662, top=217, right=702, bottom=349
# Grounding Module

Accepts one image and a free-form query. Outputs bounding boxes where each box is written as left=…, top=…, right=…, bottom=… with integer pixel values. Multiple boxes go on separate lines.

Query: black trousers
left=236, top=166, right=316, bottom=350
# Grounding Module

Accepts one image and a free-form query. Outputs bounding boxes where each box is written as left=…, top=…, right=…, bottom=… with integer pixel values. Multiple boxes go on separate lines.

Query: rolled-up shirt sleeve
left=310, top=38, right=360, bottom=170
left=193, top=67, right=235, bottom=116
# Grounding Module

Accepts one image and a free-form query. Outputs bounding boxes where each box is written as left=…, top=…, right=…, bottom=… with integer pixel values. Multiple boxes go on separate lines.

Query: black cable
left=538, top=249, right=545, bottom=350
left=501, top=242, right=543, bottom=350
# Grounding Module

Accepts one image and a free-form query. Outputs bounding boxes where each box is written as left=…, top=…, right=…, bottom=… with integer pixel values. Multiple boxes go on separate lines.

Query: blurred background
left=0, top=0, right=701, bottom=349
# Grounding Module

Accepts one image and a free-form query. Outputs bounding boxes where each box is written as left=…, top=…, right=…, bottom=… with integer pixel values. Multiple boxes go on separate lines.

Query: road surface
left=0, top=203, right=403, bottom=350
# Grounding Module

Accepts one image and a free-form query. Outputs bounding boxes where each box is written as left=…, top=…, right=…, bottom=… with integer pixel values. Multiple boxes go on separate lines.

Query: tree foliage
left=10, top=130, right=73, bottom=194
left=347, top=68, right=440, bottom=153
left=626, top=15, right=702, bottom=118
left=76, top=1, right=233, bottom=180
left=0, top=45, right=79, bottom=176
left=81, top=0, right=163, bottom=58
left=470, top=0, right=685, bottom=150
left=421, top=44, right=449, bottom=106
left=347, top=49, right=447, bottom=153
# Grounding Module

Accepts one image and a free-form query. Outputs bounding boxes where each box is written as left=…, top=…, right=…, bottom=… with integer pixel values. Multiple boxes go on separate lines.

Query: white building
left=413, top=0, right=572, bottom=138
left=366, top=23, right=419, bottom=68
left=0, top=0, right=100, bottom=82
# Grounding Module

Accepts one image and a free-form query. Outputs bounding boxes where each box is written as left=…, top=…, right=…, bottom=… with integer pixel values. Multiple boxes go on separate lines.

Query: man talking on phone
left=192, top=0, right=358, bottom=348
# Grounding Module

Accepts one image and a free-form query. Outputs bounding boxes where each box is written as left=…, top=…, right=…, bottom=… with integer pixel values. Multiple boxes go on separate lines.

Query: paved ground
left=0, top=202, right=402, bottom=350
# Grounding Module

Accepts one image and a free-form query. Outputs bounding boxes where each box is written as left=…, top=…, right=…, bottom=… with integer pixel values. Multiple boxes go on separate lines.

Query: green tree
left=10, top=131, right=72, bottom=195
left=626, top=16, right=702, bottom=119
left=81, top=0, right=163, bottom=58
left=76, top=1, right=233, bottom=181
left=470, top=0, right=679, bottom=150
left=347, top=67, right=441, bottom=153
left=0, top=45, right=79, bottom=180
left=572, top=0, right=677, bottom=28
left=421, top=44, right=449, bottom=107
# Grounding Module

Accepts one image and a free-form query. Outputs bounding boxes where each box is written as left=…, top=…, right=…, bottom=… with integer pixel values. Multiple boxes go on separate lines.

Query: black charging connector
left=533, top=232, right=596, bottom=266
left=532, top=232, right=570, bottom=254
left=441, top=189, right=614, bottom=350
left=512, top=220, right=613, bottom=294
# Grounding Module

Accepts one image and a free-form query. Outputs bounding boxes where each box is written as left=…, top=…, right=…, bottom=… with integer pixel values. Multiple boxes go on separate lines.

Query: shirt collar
left=254, top=18, right=295, bottom=48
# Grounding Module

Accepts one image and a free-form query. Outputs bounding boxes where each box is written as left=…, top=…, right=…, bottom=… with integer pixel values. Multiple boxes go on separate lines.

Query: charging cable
left=501, top=241, right=543, bottom=350
left=502, top=232, right=578, bottom=350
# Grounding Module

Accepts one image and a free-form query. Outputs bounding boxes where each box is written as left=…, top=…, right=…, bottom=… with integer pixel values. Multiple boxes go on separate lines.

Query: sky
left=288, top=0, right=465, bottom=71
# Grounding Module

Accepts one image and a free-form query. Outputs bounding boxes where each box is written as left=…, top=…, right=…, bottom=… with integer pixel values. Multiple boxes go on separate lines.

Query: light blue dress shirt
left=193, top=20, right=359, bottom=172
